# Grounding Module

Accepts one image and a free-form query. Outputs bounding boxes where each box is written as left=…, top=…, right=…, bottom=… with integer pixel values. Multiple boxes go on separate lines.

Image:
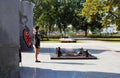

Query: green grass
left=41, top=38, right=82, bottom=43
left=76, top=40, right=82, bottom=43
left=41, top=38, right=60, bottom=43
left=41, top=38, right=120, bottom=43
left=92, top=38, right=120, bottom=42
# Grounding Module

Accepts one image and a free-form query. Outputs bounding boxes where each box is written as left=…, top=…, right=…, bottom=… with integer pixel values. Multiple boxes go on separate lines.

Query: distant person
left=34, top=26, right=41, bottom=62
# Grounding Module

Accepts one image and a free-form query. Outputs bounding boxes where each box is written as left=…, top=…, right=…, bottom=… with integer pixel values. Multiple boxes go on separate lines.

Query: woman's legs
left=35, top=48, right=40, bottom=62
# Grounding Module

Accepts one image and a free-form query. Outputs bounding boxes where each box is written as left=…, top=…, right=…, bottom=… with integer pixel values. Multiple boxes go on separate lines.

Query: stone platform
left=20, top=41, right=120, bottom=78
left=50, top=53, right=97, bottom=59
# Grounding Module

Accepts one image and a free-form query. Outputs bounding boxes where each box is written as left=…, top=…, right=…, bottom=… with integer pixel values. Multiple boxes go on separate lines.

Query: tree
left=80, top=0, right=120, bottom=32
left=25, top=0, right=92, bottom=37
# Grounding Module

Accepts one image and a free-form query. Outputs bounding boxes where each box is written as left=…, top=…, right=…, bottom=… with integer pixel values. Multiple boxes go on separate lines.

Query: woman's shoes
left=35, top=60, right=41, bottom=62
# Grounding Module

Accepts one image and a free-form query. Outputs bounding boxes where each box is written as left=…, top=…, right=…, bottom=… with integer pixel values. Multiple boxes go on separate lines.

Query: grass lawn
left=41, top=38, right=59, bottom=43
left=92, top=38, right=120, bottom=42
left=41, top=38, right=82, bottom=43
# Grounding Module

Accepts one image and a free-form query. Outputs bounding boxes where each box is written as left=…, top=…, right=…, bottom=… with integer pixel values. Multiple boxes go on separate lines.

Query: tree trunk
left=58, top=24, right=63, bottom=38
left=85, top=25, right=88, bottom=37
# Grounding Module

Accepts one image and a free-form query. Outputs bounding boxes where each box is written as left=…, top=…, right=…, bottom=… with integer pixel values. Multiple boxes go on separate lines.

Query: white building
left=101, top=24, right=117, bottom=34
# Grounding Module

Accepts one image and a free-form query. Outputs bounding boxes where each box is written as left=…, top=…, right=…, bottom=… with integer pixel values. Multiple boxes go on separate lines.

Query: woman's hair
left=35, top=26, right=39, bottom=30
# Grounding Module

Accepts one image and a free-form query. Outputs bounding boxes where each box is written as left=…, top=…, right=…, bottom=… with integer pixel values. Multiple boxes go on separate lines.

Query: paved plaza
left=20, top=39, right=120, bottom=78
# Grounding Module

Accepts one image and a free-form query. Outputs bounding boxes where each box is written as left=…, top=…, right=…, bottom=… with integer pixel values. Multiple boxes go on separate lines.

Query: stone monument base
left=50, top=47, right=97, bottom=60
left=50, top=53, right=97, bottom=59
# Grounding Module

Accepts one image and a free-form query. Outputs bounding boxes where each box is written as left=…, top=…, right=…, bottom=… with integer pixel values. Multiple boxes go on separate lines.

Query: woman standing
left=34, top=26, right=41, bottom=62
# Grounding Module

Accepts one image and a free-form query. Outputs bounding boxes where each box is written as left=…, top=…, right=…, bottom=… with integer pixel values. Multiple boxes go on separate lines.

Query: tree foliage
left=81, top=0, right=120, bottom=30
left=24, top=0, right=120, bottom=37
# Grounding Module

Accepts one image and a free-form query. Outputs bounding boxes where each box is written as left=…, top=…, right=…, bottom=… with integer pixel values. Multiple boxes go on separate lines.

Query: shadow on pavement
left=21, top=47, right=111, bottom=54
left=20, top=67, right=120, bottom=78
left=41, top=61, right=96, bottom=65
left=40, top=47, right=110, bottom=54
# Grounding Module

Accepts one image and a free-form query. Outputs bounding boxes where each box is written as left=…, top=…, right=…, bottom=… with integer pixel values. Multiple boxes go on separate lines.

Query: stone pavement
left=20, top=40, right=120, bottom=78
